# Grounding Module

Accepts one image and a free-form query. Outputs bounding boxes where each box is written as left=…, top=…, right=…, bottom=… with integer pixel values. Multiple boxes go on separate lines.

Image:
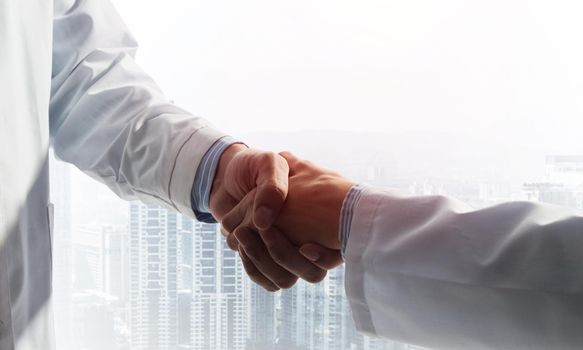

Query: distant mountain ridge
left=241, top=130, right=547, bottom=183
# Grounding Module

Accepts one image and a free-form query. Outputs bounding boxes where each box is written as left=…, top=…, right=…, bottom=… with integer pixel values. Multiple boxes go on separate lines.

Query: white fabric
left=345, top=186, right=583, bottom=350
left=0, top=0, right=225, bottom=348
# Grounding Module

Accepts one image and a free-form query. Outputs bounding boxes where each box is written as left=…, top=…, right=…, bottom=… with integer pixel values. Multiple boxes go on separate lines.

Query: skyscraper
left=178, top=216, right=195, bottom=349
left=188, top=222, right=248, bottom=350
left=279, top=280, right=325, bottom=350
left=278, top=267, right=400, bottom=350
left=246, top=283, right=276, bottom=350
left=129, top=203, right=178, bottom=350
left=322, top=268, right=351, bottom=350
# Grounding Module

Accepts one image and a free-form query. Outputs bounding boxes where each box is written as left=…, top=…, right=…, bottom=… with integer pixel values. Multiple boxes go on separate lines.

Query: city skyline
left=50, top=132, right=583, bottom=350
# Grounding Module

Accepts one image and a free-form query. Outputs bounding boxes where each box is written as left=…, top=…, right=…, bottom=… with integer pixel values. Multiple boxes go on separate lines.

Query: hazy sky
left=110, top=0, right=583, bottom=154
left=66, top=0, right=583, bottom=240
left=55, top=4, right=583, bottom=346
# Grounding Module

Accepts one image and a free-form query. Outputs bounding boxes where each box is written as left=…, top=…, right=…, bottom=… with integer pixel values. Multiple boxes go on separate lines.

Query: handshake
left=208, top=144, right=355, bottom=291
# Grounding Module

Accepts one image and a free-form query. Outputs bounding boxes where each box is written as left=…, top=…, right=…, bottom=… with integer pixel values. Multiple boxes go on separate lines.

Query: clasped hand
left=209, top=145, right=353, bottom=291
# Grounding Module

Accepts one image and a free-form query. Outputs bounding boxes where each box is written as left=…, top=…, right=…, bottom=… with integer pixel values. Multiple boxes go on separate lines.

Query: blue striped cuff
left=339, top=184, right=366, bottom=257
left=191, top=136, right=242, bottom=223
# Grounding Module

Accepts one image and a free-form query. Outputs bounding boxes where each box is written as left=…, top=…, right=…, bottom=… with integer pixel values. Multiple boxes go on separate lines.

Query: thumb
left=299, top=244, right=344, bottom=270
left=253, top=153, right=289, bottom=230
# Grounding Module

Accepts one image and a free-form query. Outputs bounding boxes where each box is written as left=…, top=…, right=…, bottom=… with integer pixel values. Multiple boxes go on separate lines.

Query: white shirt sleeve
left=50, top=0, right=227, bottom=218
left=343, top=186, right=583, bottom=350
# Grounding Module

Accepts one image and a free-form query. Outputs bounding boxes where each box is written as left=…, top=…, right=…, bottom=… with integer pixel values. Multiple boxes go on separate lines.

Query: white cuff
left=344, top=186, right=384, bottom=336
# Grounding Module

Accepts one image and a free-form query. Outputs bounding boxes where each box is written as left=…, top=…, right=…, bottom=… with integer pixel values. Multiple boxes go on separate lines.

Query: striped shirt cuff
left=339, top=184, right=367, bottom=257
left=191, top=136, right=242, bottom=223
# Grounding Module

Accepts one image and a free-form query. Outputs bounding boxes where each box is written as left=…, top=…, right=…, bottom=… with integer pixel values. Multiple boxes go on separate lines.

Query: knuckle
left=221, top=218, right=236, bottom=234
left=274, top=153, right=288, bottom=168
left=221, top=223, right=233, bottom=236
left=259, top=151, right=276, bottom=165
left=227, top=237, right=239, bottom=251
left=270, top=183, right=287, bottom=200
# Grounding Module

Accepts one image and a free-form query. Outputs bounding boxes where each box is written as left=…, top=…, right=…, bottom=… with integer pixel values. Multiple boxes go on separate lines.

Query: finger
left=238, top=246, right=279, bottom=292
left=220, top=225, right=230, bottom=238
left=235, top=227, right=298, bottom=289
left=259, top=228, right=327, bottom=284
left=226, top=232, right=239, bottom=251
left=220, top=189, right=256, bottom=234
left=221, top=225, right=240, bottom=251
left=209, top=190, right=239, bottom=222
left=278, top=151, right=316, bottom=177
left=278, top=151, right=302, bottom=170
left=299, top=244, right=344, bottom=270
left=253, top=153, right=289, bottom=230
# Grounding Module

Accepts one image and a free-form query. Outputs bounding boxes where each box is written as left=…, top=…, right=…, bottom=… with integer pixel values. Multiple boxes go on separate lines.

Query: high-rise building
left=187, top=222, right=248, bottom=350
left=73, top=225, right=128, bottom=300
left=103, top=226, right=129, bottom=302
left=128, top=206, right=250, bottom=350
left=129, top=203, right=178, bottom=350
left=246, top=284, right=276, bottom=350
left=74, top=225, right=105, bottom=292
left=322, top=268, right=351, bottom=350
left=279, top=267, right=400, bottom=350
left=279, top=280, right=325, bottom=350
left=178, top=216, right=195, bottom=349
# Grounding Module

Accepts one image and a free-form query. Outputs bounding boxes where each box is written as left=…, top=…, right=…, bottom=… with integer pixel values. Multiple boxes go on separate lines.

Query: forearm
left=345, top=186, right=583, bottom=349
left=50, top=0, right=228, bottom=217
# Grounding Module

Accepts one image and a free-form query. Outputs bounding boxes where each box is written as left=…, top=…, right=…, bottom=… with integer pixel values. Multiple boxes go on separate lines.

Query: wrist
left=275, top=173, right=353, bottom=250
left=321, top=177, right=354, bottom=249
left=209, top=143, right=248, bottom=213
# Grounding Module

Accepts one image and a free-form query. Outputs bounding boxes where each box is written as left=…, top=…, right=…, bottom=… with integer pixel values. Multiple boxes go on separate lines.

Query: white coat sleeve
left=344, top=186, right=583, bottom=350
left=49, top=0, right=227, bottom=217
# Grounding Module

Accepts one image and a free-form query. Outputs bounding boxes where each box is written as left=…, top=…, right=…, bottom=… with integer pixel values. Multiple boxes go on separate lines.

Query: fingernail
left=255, top=206, right=273, bottom=229
left=300, top=247, right=320, bottom=262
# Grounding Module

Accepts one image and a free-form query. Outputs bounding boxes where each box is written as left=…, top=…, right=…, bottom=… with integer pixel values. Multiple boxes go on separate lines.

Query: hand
left=209, top=144, right=288, bottom=230
left=235, top=227, right=345, bottom=290
left=223, top=151, right=354, bottom=250
left=209, top=145, right=332, bottom=291
left=221, top=151, right=353, bottom=287
left=273, top=151, right=355, bottom=249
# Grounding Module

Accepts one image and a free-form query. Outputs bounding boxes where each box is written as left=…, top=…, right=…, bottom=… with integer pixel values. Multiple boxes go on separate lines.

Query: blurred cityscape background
left=49, top=131, right=583, bottom=350
left=47, top=1, right=583, bottom=348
